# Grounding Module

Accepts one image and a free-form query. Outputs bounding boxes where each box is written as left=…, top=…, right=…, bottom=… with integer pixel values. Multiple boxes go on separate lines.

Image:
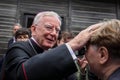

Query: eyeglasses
left=44, top=24, right=60, bottom=34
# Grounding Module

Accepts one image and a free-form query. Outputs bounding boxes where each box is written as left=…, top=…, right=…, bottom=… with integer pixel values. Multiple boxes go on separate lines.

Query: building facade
left=0, top=0, right=120, bottom=56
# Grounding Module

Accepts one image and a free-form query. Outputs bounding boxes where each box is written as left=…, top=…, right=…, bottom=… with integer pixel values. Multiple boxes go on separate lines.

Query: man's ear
left=31, top=25, right=36, bottom=36
left=98, top=46, right=109, bottom=64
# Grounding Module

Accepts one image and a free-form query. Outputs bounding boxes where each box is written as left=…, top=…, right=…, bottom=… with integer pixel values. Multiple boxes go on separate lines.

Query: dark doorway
left=23, top=13, right=36, bottom=28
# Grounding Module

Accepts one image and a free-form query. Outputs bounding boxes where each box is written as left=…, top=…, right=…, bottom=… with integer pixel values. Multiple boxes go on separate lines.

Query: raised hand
left=67, top=23, right=103, bottom=51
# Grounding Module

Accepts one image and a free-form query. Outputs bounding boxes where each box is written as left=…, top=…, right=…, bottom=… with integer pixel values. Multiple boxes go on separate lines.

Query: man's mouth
left=47, top=38, right=55, bottom=42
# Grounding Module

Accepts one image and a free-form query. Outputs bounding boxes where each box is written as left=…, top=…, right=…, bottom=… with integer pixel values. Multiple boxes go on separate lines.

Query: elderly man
left=1, top=11, right=100, bottom=80
left=8, top=23, right=22, bottom=47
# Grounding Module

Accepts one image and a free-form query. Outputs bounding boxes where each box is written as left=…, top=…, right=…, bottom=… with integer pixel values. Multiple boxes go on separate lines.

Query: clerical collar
left=30, top=38, right=44, bottom=53
left=31, top=37, right=40, bottom=46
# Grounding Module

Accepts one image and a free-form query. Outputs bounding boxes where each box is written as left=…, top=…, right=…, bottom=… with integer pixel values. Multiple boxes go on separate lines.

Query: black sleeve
left=5, top=44, right=77, bottom=80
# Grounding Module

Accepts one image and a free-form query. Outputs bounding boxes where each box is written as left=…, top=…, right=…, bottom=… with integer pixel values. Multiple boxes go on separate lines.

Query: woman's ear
left=98, top=46, right=109, bottom=64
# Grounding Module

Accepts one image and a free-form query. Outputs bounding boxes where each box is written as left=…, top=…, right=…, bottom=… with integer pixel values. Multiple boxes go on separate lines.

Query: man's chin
left=44, top=44, right=54, bottom=49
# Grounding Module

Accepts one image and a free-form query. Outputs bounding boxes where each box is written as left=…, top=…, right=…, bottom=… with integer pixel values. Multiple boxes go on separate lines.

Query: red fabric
left=22, top=63, right=28, bottom=80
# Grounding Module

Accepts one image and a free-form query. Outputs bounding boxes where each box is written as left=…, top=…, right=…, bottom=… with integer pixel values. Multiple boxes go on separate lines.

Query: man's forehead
left=44, top=22, right=60, bottom=29
left=14, top=26, right=21, bottom=29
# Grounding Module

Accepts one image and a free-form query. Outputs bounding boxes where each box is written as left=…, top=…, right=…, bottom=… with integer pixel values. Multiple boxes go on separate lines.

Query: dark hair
left=15, top=28, right=31, bottom=39
left=58, top=31, right=75, bottom=42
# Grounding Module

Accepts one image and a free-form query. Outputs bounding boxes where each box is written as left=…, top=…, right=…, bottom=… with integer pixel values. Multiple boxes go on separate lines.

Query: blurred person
left=15, top=28, right=31, bottom=42
left=8, top=23, right=22, bottom=47
left=57, top=31, right=77, bottom=80
left=0, top=28, right=31, bottom=76
left=57, top=31, right=75, bottom=46
left=0, top=23, right=21, bottom=74
left=85, top=19, right=120, bottom=80
left=57, top=31, right=88, bottom=80
left=1, top=11, right=101, bottom=80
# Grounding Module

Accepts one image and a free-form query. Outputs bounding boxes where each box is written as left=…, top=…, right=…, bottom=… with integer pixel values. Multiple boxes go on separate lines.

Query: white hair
left=32, top=11, right=62, bottom=26
left=12, top=23, right=22, bottom=29
left=13, top=23, right=22, bottom=28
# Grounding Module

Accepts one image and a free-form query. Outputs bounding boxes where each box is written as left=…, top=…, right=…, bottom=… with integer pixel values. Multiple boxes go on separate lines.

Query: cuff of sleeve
left=65, top=43, right=77, bottom=60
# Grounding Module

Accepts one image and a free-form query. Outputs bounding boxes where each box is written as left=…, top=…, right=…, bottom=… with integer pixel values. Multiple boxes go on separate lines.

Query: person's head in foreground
left=85, top=19, right=120, bottom=80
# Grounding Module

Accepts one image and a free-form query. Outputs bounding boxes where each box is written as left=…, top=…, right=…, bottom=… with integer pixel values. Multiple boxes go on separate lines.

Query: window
left=23, top=13, right=35, bottom=28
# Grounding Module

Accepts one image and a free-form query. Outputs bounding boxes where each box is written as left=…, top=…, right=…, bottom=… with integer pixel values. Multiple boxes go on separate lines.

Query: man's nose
left=51, top=28, right=58, bottom=35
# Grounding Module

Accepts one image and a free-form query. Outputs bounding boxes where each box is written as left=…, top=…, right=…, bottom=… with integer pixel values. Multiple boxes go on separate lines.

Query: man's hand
left=77, top=56, right=88, bottom=74
left=67, top=23, right=102, bottom=51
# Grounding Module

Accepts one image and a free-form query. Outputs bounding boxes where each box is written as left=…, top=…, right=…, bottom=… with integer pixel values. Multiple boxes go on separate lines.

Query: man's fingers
left=87, top=23, right=103, bottom=33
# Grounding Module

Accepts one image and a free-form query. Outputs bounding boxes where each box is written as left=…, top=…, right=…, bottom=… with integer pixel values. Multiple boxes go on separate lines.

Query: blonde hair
left=88, top=19, right=120, bottom=58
